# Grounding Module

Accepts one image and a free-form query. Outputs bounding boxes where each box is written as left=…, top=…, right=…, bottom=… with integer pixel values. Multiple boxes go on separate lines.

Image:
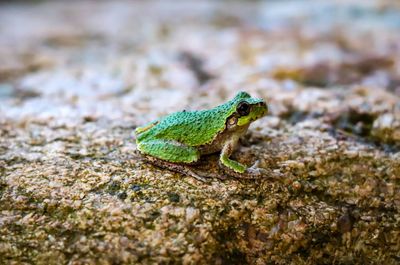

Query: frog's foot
left=218, top=159, right=267, bottom=179
left=140, top=154, right=213, bottom=183
left=246, top=160, right=268, bottom=176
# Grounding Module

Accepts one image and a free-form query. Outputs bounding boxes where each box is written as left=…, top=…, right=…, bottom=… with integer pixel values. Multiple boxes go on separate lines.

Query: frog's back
left=137, top=108, right=228, bottom=146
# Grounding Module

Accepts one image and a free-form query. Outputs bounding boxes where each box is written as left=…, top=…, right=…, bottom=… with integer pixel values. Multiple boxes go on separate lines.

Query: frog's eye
left=237, top=101, right=250, bottom=116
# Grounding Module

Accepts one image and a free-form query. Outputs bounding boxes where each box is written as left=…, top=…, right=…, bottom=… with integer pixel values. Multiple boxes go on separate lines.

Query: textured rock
left=0, top=1, right=399, bottom=264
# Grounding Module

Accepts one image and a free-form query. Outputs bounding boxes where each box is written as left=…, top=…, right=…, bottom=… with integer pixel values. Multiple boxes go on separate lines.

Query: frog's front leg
left=219, top=137, right=247, bottom=173
left=219, top=138, right=265, bottom=178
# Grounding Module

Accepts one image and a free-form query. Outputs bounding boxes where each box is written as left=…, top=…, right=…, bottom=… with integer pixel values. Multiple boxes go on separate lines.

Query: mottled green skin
left=135, top=91, right=268, bottom=173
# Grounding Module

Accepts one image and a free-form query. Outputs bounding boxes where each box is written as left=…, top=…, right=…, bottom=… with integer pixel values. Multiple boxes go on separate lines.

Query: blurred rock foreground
left=0, top=0, right=399, bottom=264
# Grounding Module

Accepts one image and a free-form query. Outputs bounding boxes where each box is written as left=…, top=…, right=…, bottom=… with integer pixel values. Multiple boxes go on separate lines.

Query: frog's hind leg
left=137, top=140, right=210, bottom=182
left=141, top=155, right=212, bottom=183
left=137, top=139, right=200, bottom=163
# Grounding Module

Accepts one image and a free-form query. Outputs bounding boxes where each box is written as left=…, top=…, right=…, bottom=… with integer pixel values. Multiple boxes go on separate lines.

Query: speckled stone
left=0, top=1, right=399, bottom=264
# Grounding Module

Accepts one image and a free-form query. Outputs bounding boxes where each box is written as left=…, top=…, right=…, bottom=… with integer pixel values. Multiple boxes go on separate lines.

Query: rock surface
left=0, top=1, right=399, bottom=264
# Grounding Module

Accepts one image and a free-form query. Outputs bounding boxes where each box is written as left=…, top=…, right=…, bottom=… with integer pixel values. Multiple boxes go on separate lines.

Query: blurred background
left=1, top=0, right=399, bottom=130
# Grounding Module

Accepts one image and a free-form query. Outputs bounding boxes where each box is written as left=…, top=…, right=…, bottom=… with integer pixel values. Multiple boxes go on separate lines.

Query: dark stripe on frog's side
left=197, top=113, right=249, bottom=155
left=197, top=101, right=266, bottom=154
left=197, top=124, right=249, bottom=155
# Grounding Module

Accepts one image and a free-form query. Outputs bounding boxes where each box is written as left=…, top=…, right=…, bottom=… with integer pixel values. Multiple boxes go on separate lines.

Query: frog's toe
left=247, top=160, right=267, bottom=175
left=186, top=170, right=212, bottom=183
left=246, top=166, right=266, bottom=176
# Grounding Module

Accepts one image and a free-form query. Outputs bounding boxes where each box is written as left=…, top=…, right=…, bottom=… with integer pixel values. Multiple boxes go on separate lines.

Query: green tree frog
left=135, top=91, right=268, bottom=181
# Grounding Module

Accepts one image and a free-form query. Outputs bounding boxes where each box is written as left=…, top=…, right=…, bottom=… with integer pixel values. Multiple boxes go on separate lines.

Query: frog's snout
left=258, top=101, right=268, bottom=117
left=261, top=101, right=268, bottom=111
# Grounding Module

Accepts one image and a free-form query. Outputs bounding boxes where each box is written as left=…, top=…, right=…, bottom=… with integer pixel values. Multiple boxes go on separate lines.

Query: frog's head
left=226, top=91, right=268, bottom=128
